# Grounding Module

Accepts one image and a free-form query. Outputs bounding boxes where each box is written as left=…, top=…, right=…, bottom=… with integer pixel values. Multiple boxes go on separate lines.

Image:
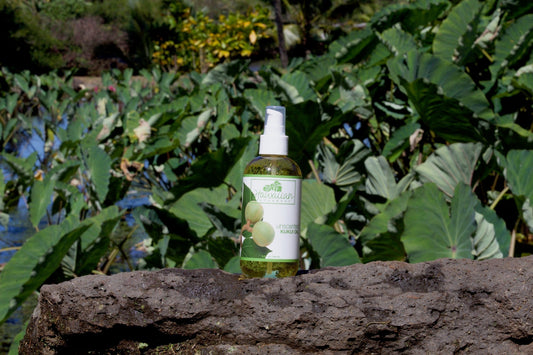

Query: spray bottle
left=240, top=106, right=302, bottom=278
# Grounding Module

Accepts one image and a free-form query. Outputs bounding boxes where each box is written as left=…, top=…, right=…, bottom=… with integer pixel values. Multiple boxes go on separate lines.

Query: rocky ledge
left=20, top=256, right=533, bottom=354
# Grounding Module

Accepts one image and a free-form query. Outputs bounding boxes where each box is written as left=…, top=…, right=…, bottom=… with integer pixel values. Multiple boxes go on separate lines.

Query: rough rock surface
left=20, top=256, right=533, bottom=354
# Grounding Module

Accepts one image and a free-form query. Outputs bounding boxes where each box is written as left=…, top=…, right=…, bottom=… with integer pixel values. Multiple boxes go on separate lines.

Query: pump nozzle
left=259, top=106, right=288, bottom=155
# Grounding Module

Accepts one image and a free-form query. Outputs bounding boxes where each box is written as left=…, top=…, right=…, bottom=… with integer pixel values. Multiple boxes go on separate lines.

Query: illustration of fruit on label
left=240, top=175, right=301, bottom=262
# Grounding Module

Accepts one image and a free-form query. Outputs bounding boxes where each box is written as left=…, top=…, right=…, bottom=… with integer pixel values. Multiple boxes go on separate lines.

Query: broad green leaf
left=415, top=142, right=483, bottom=199
left=328, top=28, right=377, bottom=64
left=379, top=27, right=418, bottom=57
left=0, top=218, right=91, bottom=324
left=502, top=149, right=533, bottom=202
left=370, top=0, right=449, bottom=33
left=280, top=71, right=317, bottom=103
left=365, top=156, right=398, bottom=201
left=29, top=177, right=55, bottom=229
left=1, top=152, right=37, bottom=182
left=382, top=122, right=420, bottom=161
left=300, top=180, right=336, bottom=234
left=84, top=144, right=111, bottom=203
left=402, top=183, right=476, bottom=262
left=432, top=0, right=483, bottom=64
left=183, top=250, right=218, bottom=269
left=223, top=255, right=241, bottom=274
left=171, top=185, right=238, bottom=237
left=244, top=89, right=280, bottom=119
left=225, top=136, right=259, bottom=191
left=471, top=211, right=504, bottom=260
left=388, top=51, right=493, bottom=121
left=318, top=140, right=368, bottom=188
left=307, top=223, right=360, bottom=267
left=491, top=14, right=533, bottom=80
left=168, top=137, right=250, bottom=201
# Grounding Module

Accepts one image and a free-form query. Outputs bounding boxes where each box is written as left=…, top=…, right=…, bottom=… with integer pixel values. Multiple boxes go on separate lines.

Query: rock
left=19, top=256, right=533, bottom=354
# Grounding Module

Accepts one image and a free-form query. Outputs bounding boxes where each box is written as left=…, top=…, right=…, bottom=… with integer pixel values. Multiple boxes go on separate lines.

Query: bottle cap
left=259, top=106, right=288, bottom=155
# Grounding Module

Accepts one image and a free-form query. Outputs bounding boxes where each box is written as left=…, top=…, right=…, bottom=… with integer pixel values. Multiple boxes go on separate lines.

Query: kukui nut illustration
left=252, top=221, right=275, bottom=247
left=245, top=201, right=264, bottom=223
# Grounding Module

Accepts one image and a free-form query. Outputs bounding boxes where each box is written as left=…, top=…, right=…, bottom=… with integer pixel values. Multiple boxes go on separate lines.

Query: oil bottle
left=239, top=106, right=302, bottom=278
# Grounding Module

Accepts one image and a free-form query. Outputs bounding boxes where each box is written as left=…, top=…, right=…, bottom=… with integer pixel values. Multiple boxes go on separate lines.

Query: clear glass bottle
left=239, top=106, right=302, bottom=278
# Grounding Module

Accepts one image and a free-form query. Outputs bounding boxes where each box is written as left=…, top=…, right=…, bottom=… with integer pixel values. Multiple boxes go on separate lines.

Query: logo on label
left=252, top=179, right=296, bottom=205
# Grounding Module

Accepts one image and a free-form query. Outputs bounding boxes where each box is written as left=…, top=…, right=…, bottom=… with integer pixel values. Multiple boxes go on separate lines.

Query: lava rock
left=20, top=256, right=533, bottom=354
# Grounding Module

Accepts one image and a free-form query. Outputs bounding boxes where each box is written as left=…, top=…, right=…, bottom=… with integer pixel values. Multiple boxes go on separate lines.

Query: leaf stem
left=490, top=186, right=509, bottom=210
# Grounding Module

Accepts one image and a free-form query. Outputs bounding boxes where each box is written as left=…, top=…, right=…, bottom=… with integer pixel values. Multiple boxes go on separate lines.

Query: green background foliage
left=0, top=0, right=533, bottom=351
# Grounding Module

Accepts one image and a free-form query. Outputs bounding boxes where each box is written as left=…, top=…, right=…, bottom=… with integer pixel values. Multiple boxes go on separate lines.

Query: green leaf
left=402, top=183, right=476, bottom=262
left=223, top=255, right=241, bottom=274
left=328, top=28, right=377, bottom=64
left=432, top=0, right=483, bottom=64
left=183, top=250, right=218, bottom=269
left=471, top=210, right=504, bottom=260
left=502, top=149, right=533, bottom=202
left=415, top=142, right=483, bottom=199
left=365, top=156, right=399, bottom=201
left=84, top=145, right=111, bottom=203
left=280, top=71, right=317, bottom=104
left=318, top=140, right=368, bottom=188
left=300, top=180, right=336, bottom=234
left=168, top=137, right=250, bottom=201
left=370, top=0, right=448, bottom=33
left=491, top=14, right=533, bottom=80
left=171, top=186, right=236, bottom=237
left=359, top=191, right=411, bottom=262
left=388, top=51, right=493, bottom=121
left=244, top=89, right=280, bottom=119
left=0, top=218, right=91, bottom=324
left=29, top=177, right=55, bottom=229
left=307, top=223, right=360, bottom=267
left=379, top=27, right=418, bottom=57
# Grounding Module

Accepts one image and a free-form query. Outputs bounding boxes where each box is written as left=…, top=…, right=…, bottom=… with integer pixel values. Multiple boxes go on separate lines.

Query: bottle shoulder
left=244, top=155, right=302, bottom=177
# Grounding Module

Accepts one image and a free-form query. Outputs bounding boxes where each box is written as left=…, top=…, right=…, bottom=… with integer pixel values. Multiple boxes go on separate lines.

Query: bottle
left=239, top=106, right=302, bottom=278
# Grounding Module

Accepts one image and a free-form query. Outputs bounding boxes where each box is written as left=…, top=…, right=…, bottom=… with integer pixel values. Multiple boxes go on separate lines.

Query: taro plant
left=0, top=0, right=533, bottom=347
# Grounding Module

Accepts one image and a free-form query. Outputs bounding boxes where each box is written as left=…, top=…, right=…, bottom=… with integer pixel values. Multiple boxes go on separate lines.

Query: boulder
left=20, top=256, right=533, bottom=354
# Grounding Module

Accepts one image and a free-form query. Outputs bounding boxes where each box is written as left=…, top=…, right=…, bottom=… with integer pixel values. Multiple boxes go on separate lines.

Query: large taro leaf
left=182, top=250, right=218, bottom=269
left=359, top=190, right=412, bottom=262
left=168, top=137, right=250, bottom=202
left=501, top=149, right=533, bottom=230
left=279, top=70, right=317, bottom=104
left=415, top=142, right=483, bottom=199
left=432, top=0, right=483, bottom=65
left=502, top=149, right=533, bottom=202
left=490, top=14, right=533, bottom=81
left=387, top=51, right=494, bottom=123
left=307, top=222, right=360, bottom=267
left=378, top=27, right=418, bottom=57
left=318, top=140, right=369, bottom=189
left=369, top=0, right=449, bottom=33
left=83, top=144, right=111, bottom=203
left=0, top=213, right=104, bottom=324
left=402, top=183, right=476, bottom=262
left=328, top=28, right=377, bottom=64
left=285, top=101, right=345, bottom=165
left=300, top=180, right=336, bottom=235
left=29, top=176, right=55, bottom=229
left=171, top=185, right=239, bottom=238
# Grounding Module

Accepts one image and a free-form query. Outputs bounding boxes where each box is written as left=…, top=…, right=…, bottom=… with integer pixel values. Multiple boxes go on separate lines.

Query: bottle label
left=240, top=175, right=301, bottom=262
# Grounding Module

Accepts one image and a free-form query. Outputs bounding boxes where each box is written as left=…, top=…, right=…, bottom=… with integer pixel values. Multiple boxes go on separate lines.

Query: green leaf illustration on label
left=242, top=235, right=271, bottom=258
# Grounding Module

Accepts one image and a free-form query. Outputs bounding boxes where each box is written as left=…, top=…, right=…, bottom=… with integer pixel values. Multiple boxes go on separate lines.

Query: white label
left=240, top=175, right=301, bottom=262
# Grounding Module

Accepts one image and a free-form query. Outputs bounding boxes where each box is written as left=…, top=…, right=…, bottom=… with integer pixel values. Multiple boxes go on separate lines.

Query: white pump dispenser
left=259, top=106, right=288, bottom=155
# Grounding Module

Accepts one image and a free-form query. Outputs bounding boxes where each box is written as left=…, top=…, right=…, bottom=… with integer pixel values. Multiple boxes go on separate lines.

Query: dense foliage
left=0, top=0, right=533, bottom=351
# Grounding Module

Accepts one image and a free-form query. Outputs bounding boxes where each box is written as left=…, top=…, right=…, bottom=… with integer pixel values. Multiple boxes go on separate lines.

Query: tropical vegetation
left=0, top=0, right=533, bottom=352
